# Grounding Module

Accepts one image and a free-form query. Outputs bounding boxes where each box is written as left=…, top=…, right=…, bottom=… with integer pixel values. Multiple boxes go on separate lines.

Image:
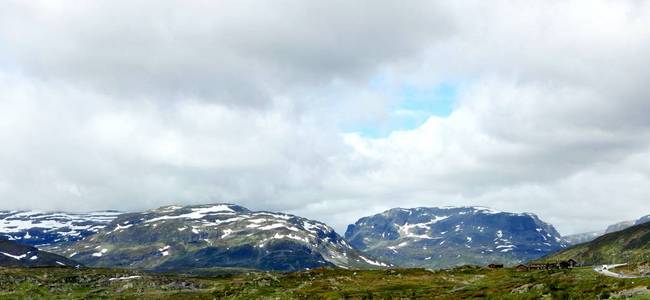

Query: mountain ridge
left=562, top=213, right=650, bottom=246
left=0, top=210, right=120, bottom=247
left=0, top=239, right=80, bottom=268
left=543, top=220, right=650, bottom=265
left=345, top=206, right=567, bottom=269
left=51, top=203, right=389, bottom=272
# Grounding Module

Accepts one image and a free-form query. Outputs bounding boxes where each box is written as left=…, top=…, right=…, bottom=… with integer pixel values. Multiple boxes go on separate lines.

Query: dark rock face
left=345, top=206, right=567, bottom=269
left=0, top=240, right=80, bottom=267
left=0, top=210, right=120, bottom=247
left=57, top=204, right=388, bottom=272
left=155, top=242, right=333, bottom=272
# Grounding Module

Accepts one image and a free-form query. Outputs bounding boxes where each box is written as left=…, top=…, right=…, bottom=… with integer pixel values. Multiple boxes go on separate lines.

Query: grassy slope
left=545, top=222, right=650, bottom=265
left=1, top=266, right=650, bottom=299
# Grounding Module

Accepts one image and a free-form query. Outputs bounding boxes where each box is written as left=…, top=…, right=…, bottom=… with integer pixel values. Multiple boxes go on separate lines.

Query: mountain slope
left=544, top=221, right=650, bottom=265
left=562, top=214, right=650, bottom=246
left=0, top=240, right=80, bottom=267
left=0, top=210, right=120, bottom=247
left=345, top=206, right=567, bottom=269
left=56, top=204, right=387, bottom=272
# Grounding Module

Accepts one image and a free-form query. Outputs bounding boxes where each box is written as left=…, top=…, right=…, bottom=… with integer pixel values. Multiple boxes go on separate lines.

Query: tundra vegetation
left=2, top=265, right=650, bottom=299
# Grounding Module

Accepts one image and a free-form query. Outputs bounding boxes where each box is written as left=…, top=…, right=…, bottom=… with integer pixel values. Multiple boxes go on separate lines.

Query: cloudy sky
left=1, top=1, right=650, bottom=235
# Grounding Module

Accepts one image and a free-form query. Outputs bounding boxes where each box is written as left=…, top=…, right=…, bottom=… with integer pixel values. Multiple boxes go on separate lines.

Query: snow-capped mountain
left=0, top=210, right=121, bottom=247
left=562, top=231, right=603, bottom=245
left=636, top=215, right=650, bottom=226
left=605, top=220, right=636, bottom=234
left=563, top=213, right=650, bottom=245
left=345, top=206, right=567, bottom=269
left=56, top=204, right=388, bottom=272
left=0, top=240, right=80, bottom=268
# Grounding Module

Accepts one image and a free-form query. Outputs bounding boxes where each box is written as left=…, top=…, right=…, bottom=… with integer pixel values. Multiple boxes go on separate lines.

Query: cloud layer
left=1, top=0, right=650, bottom=234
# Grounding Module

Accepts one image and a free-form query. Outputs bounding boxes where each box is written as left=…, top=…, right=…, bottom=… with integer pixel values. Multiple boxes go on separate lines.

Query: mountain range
left=345, top=206, right=567, bottom=268
left=49, top=204, right=388, bottom=273
left=1, top=203, right=648, bottom=272
left=0, top=210, right=120, bottom=247
left=563, top=214, right=650, bottom=245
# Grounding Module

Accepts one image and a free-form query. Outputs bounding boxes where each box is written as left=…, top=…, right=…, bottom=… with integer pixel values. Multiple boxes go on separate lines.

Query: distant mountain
left=0, top=210, right=120, bottom=247
left=605, top=220, right=636, bottom=234
left=563, top=231, right=603, bottom=245
left=562, top=214, right=650, bottom=246
left=545, top=221, right=650, bottom=265
left=636, top=215, right=650, bottom=226
left=53, top=204, right=388, bottom=272
left=0, top=239, right=80, bottom=267
left=345, top=206, right=567, bottom=269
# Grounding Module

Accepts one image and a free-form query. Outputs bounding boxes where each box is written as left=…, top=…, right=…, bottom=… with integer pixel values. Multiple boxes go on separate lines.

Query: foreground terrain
left=1, top=265, right=650, bottom=299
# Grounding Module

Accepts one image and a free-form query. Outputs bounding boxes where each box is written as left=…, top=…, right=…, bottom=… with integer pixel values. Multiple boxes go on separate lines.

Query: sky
left=1, top=1, right=650, bottom=235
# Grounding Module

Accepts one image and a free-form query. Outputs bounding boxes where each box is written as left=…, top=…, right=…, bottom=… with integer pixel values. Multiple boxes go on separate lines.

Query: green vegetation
left=1, top=265, right=650, bottom=299
left=545, top=222, right=650, bottom=265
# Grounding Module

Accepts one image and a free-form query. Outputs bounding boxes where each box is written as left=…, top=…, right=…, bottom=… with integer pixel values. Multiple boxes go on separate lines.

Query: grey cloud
left=1, top=1, right=650, bottom=236
left=0, top=1, right=453, bottom=107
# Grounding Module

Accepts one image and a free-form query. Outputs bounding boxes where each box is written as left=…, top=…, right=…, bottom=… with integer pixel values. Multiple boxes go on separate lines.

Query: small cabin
left=515, top=264, right=529, bottom=272
left=546, top=263, right=560, bottom=270
left=487, top=263, right=504, bottom=269
left=559, top=259, right=578, bottom=269
left=567, top=259, right=578, bottom=268
left=559, top=261, right=571, bottom=269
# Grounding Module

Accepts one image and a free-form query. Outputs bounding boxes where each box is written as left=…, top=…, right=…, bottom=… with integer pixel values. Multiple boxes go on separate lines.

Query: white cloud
left=1, top=1, right=650, bottom=235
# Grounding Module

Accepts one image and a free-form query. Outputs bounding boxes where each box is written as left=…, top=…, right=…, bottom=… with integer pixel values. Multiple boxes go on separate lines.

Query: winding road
left=594, top=264, right=640, bottom=278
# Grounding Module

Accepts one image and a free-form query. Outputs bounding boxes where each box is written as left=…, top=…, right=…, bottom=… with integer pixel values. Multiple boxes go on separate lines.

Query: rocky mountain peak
left=54, top=203, right=388, bottom=272
left=345, top=206, right=566, bottom=269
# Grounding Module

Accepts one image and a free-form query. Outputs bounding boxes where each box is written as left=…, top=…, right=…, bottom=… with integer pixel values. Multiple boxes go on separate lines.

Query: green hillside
left=1, top=265, right=650, bottom=299
left=545, top=221, right=650, bottom=265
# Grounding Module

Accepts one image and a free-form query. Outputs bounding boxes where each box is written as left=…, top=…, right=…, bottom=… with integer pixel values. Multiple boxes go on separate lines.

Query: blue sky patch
left=350, top=83, right=458, bottom=138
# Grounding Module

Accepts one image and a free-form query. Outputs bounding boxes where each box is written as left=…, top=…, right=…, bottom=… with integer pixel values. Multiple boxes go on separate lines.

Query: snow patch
left=359, top=255, right=388, bottom=267
left=92, top=248, right=108, bottom=257
left=0, top=251, right=27, bottom=260
left=109, top=276, right=142, bottom=281
left=145, top=205, right=235, bottom=223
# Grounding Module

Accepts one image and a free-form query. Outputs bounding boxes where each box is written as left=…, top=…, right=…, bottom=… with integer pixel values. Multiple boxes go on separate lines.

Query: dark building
left=515, top=264, right=529, bottom=272
left=567, top=259, right=578, bottom=268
